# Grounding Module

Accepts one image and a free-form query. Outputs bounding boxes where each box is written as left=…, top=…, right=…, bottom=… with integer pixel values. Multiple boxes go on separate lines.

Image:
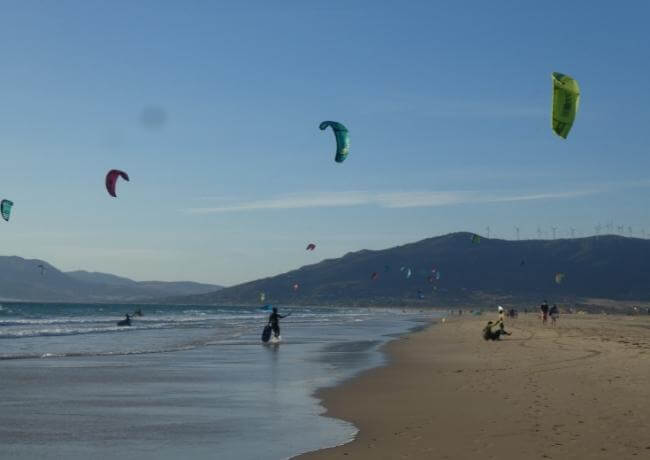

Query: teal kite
left=551, top=72, right=580, bottom=139
left=1, top=199, right=13, bottom=222
left=319, top=121, right=349, bottom=163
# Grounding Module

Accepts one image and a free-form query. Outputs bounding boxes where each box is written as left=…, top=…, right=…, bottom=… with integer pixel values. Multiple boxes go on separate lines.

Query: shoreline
left=296, top=313, right=650, bottom=459
left=0, top=307, right=432, bottom=460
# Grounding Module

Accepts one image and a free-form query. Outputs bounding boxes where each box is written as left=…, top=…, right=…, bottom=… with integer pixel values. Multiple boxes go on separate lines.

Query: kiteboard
left=261, top=325, right=272, bottom=343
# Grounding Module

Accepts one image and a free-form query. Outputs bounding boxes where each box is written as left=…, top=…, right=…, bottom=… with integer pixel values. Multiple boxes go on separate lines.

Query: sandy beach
left=298, top=313, right=650, bottom=459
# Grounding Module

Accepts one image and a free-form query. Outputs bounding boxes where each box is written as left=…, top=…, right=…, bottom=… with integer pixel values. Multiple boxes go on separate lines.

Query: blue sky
left=1, top=1, right=649, bottom=285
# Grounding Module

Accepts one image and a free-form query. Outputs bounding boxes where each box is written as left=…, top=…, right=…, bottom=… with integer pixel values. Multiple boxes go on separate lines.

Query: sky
left=1, top=0, right=649, bottom=286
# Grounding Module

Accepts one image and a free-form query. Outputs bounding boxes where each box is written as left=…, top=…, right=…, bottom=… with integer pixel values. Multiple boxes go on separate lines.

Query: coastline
left=0, top=307, right=433, bottom=460
left=297, top=313, right=650, bottom=459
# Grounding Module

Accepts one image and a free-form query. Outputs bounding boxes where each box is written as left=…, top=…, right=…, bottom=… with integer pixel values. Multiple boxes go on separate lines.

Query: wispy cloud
left=186, top=188, right=598, bottom=214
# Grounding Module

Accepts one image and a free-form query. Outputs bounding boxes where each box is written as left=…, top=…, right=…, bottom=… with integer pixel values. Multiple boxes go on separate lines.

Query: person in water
left=268, top=307, right=289, bottom=338
left=120, top=313, right=131, bottom=326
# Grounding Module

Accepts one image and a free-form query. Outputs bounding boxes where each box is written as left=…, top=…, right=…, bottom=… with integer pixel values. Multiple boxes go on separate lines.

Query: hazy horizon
left=2, top=230, right=643, bottom=288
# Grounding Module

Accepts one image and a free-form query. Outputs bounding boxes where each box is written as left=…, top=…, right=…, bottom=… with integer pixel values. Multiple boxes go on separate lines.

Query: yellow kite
left=551, top=72, right=580, bottom=139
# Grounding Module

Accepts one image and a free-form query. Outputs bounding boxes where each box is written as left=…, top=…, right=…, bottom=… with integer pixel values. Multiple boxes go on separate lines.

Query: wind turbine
left=486, top=226, right=490, bottom=239
left=537, top=226, right=542, bottom=239
left=551, top=227, right=557, bottom=240
left=570, top=227, right=576, bottom=238
left=595, top=224, right=602, bottom=236
left=515, top=226, right=520, bottom=240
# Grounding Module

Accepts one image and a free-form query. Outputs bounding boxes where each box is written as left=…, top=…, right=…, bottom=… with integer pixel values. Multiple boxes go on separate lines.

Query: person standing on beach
left=497, top=306, right=506, bottom=331
left=540, top=301, right=549, bottom=324
left=549, top=304, right=559, bottom=326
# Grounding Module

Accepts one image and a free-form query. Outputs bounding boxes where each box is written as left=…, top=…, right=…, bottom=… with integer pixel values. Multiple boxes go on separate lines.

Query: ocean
left=0, top=303, right=438, bottom=459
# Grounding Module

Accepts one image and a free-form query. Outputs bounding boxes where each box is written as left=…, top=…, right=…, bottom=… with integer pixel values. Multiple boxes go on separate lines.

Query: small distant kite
left=319, top=121, right=350, bottom=163
left=551, top=72, right=580, bottom=139
left=105, top=169, right=129, bottom=197
left=471, top=234, right=481, bottom=244
left=292, top=283, right=299, bottom=291
left=305, top=243, right=316, bottom=251
left=371, top=272, right=378, bottom=280
left=555, top=272, right=566, bottom=284
left=1, top=199, right=13, bottom=222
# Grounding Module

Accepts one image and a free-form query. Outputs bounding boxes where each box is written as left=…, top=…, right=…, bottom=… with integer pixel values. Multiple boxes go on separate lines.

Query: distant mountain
left=165, top=232, right=650, bottom=309
left=66, top=271, right=221, bottom=297
left=65, top=270, right=141, bottom=288
left=0, top=258, right=222, bottom=303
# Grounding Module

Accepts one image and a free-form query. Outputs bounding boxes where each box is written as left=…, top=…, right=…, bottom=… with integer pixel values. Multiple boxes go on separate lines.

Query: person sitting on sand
left=268, top=307, right=289, bottom=339
left=482, top=320, right=511, bottom=341
left=540, top=301, right=549, bottom=324
left=549, top=304, right=559, bottom=326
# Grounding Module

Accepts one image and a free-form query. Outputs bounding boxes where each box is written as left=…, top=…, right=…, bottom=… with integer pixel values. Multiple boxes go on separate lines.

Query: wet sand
left=298, top=313, right=650, bottom=459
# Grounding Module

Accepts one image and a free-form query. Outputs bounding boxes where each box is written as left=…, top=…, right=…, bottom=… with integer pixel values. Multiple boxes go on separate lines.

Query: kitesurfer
left=268, top=307, right=289, bottom=339
left=117, top=313, right=132, bottom=327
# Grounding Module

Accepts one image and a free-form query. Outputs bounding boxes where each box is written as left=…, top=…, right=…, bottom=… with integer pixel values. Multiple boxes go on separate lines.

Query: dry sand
left=298, top=313, right=650, bottom=459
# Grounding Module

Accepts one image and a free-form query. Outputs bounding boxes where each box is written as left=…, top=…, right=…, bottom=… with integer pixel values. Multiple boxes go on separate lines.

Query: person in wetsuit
left=268, top=307, right=289, bottom=338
